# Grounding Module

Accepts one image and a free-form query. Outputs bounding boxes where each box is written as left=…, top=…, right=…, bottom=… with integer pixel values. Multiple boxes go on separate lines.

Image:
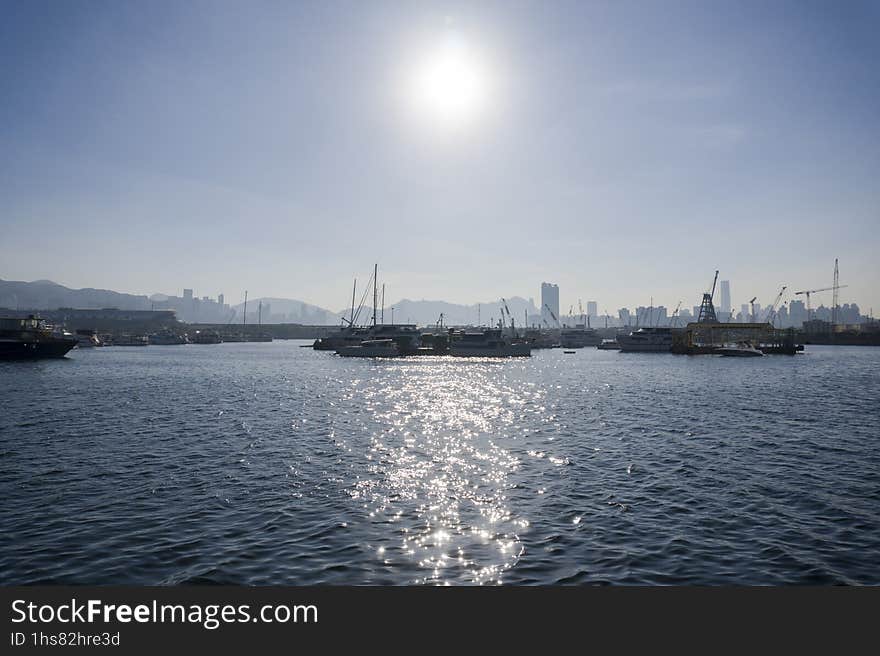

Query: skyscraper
left=720, top=280, right=731, bottom=315
left=587, top=301, right=598, bottom=318
left=541, top=283, right=559, bottom=325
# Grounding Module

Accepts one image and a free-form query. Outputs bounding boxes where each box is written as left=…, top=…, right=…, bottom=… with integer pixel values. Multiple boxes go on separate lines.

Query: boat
left=107, top=334, right=149, bottom=346
left=0, top=315, right=78, bottom=359
left=716, top=342, right=764, bottom=357
left=563, top=350, right=576, bottom=354
left=449, top=329, right=531, bottom=357
left=75, top=328, right=102, bottom=347
left=336, top=338, right=399, bottom=357
left=560, top=325, right=601, bottom=348
left=148, top=330, right=188, bottom=345
left=190, top=329, right=222, bottom=344
left=597, top=339, right=621, bottom=350
left=617, top=327, right=673, bottom=352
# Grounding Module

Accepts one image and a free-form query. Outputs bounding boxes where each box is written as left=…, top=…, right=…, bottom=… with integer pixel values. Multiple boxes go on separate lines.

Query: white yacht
left=617, top=327, right=673, bottom=352
left=717, top=342, right=764, bottom=357
left=450, top=329, right=531, bottom=357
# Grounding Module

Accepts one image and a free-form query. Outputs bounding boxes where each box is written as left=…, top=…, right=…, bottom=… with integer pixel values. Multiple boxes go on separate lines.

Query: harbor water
left=1, top=342, right=878, bottom=584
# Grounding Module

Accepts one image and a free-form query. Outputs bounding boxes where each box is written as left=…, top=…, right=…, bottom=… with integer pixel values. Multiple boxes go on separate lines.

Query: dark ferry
left=0, top=315, right=78, bottom=359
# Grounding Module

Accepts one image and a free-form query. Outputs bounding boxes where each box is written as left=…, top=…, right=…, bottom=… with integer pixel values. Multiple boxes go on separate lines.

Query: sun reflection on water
left=339, top=359, right=538, bottom=584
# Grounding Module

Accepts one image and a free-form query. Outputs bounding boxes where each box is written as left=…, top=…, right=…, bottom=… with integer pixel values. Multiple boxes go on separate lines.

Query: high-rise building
left=741, top=304, right=750, bottom=323
left=218, top=293, right=224, bottom=307
left=541, top=283, right=559, bottom=325
left=789, top=300, right=807, bottom=327
left=587, top=301, right=598, bottom=318
left=618, top=308, right=631, bottom=326
left=720, top=280, right=731, bottom=315
left=183, top=289, right=193, bottom=301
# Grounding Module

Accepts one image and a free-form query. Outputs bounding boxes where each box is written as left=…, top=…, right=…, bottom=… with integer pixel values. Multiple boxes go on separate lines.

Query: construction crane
left=435, top=313, right=445, bottom=330
left=501, top=298, right=515, bottom=334
left=544, top=303, right=561, bottom=328
left=697, top=270, right=720, bottom=323
left=749, top=297, right=757, bottom=323
left=670, top=301, right=683, bottom=327
left=765, top=286, right=787, bottom=326
left=794, top=285, right=848, bottom=322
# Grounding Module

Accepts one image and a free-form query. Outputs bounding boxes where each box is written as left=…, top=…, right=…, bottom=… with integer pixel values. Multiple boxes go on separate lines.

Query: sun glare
left=409, top=35, right=490, bottom=129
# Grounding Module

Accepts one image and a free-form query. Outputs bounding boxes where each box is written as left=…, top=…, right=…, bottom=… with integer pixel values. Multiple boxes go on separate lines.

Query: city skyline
left=2, top=2, right=878, bottom=312
left=1, top=274, right=873, bottom=328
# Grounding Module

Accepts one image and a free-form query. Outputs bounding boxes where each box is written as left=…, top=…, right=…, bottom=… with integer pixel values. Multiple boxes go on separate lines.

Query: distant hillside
left=0, top=279, right=543, bottom=327
left=0, top=279, right=152, bottom=311
left=340, top=296, right=540, bottom=326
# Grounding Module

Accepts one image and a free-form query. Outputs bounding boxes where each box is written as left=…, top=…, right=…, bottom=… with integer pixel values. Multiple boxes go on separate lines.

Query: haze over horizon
left=2, top=1, right=878, bottom=314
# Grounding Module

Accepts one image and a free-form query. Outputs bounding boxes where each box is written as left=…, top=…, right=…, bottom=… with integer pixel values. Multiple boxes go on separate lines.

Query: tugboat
left=0, top=315, right=78, bottom=359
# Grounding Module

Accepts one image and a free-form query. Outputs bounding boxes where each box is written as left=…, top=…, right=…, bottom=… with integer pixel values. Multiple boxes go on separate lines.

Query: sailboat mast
left=372, top=263, right=378, bottom=327
left=243, top=291, right=248, bottom=327
left=258, top=300, right=262, bottom=327
left=381, top=284, right=385, bottom=324
left=350, top=279, right=357, bottom=327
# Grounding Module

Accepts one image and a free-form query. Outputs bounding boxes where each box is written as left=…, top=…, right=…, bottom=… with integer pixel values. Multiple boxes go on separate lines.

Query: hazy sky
left=2, top=0, right=878, bottom=314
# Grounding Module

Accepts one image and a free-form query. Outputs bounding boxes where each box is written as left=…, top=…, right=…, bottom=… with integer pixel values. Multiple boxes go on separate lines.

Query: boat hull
left=717, top=348, right=764, bottom=357
left=0, top=338, right=77, bottom=359
left=336, top=346, right=399, bottom=357
left=450, top=344, right=531, bottom=357
left=617, top=343, right=671, bottom=352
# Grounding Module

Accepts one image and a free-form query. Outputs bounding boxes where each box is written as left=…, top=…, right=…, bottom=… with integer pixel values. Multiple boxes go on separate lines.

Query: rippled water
left=1, top=342, right=878, bottom=584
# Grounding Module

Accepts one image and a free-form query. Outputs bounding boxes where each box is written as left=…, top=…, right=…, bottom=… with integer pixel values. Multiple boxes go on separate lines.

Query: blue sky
left=2, top=0, right=878, bottom=314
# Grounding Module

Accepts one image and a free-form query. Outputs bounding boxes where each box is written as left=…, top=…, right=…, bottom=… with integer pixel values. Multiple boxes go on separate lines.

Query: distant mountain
left=230, top=297, right=339, bottom=325
left=0, top=279, right=544, bottom=327
left=0, top=278, right=152, bottom=311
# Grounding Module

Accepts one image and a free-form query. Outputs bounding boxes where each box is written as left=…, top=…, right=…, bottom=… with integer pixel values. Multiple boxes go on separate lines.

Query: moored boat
left=449, top=329, right=531, bottom=357
left=597, top=338, right=621, bottom=350
left=716, top=342, right=764, bottom=357
left=75, top=329, right=102, bottom=347
left=560, top=325, right=601, bottom=348
left=0, top=315, right=78, bottom=359
left=617, top=327, right=673, bottom=352
left=190, top=329, right=222, bottom=344
left=336, top=338, right=399, bottom=357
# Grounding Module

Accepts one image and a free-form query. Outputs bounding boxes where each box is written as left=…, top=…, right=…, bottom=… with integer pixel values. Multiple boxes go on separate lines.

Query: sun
left=409, top=35, right=490, bottom=129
